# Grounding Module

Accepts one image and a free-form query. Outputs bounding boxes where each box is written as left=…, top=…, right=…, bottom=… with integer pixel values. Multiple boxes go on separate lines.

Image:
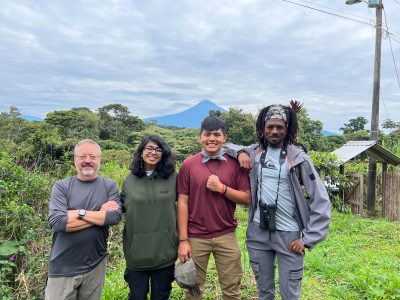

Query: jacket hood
left=286, top=144, right=306, bottom=167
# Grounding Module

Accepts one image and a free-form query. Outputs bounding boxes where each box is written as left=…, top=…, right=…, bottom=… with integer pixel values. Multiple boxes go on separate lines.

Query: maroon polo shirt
left=177, top=153, right=250, bottom=238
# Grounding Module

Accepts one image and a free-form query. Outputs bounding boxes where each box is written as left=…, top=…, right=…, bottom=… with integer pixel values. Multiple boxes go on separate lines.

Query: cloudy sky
left=1, top=0, right=399, bottom=132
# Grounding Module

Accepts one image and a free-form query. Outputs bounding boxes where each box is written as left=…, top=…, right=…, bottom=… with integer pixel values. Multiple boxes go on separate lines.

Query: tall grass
left=102, top=208, right=400, bottom=299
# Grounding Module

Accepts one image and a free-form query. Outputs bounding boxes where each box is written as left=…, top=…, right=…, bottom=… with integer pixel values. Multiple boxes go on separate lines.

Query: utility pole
left=346, top=0, right=383, bottom=216
left=366, top=0, right=383, bottom=216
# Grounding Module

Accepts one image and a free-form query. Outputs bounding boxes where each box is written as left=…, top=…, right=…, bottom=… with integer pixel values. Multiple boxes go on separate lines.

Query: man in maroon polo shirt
left=177, top=116, right=251, bottom=300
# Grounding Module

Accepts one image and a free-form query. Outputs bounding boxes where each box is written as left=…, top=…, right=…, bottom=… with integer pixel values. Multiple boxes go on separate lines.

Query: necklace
left=205, top=160, right=221, bottom=175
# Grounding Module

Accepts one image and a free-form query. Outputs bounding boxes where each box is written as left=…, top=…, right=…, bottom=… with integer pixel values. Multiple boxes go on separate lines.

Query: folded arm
left=65, top=200, right=120, bottom=232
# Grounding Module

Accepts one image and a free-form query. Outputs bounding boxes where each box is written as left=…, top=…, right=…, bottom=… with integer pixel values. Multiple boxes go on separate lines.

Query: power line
left=282, top=0, right=400, bottom=83
left=282, top=0, right=400, bottom=41
left=383, top=8, right=400, bottom=89
left=297, top=0, right=374, bottom=23
left=282, top=0, right=374, bottom=26
left=383, top=8, right=400, bottom=87
left=283, top=0, right=400, bottom=123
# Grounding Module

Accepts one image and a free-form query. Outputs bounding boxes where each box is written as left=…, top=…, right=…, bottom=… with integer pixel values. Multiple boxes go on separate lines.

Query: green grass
left=103, top=208, right=400, bottom=300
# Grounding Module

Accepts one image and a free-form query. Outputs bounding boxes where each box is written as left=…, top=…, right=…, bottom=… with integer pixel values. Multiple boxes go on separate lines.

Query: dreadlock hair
left=256, top=104, right=299, bottom=150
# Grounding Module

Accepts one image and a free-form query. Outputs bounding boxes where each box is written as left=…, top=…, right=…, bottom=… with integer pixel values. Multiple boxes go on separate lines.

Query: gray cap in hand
left=174, top=259, right=200, bottom=296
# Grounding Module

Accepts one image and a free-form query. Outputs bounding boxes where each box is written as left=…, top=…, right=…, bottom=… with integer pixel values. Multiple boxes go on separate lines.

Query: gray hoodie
left=224, top=143, right=331, bottom=249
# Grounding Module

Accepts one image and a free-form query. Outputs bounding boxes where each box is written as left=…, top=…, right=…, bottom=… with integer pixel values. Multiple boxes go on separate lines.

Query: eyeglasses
left=144, top=146, right=163, bottom=154
left=75, top=154, right=100, bottom=161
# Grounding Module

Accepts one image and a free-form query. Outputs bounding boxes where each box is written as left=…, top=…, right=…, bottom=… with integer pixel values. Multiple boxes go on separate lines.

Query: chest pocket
left=158, top=187, right=172, bottom=201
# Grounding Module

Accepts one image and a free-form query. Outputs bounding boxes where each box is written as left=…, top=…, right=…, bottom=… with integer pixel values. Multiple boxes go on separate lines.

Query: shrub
left=0, top=151, right=53, bottom=299
left=309, top=151, right=351, bottom=213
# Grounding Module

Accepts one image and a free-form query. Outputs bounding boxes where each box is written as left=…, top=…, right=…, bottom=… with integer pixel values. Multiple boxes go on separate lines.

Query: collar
left=201, top=149, right=227, bottom=163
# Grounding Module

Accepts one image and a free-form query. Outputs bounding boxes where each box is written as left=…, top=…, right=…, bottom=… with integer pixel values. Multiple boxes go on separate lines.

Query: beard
left=81, top=168, right=95, bottom=176
left=267, top=136, right=284, bottom=147
left=78, top=162, right=100, bottom=177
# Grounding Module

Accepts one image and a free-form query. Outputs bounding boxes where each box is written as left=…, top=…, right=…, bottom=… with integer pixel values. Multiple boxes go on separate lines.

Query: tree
left=381, top=128, right=400, bottom=157
left=209, top=108, right=256, bottom=145
left=343, top=130, right=370, bottom=142
left=45, top=108, right=100, bottom=140
left=97, top=104, right=145, bottom=143
left=9, top=105, right=21, bottom=118
left=0, top=106, right=27, bottom=142
left=297, top=108, right=327, bottom=151
left=340, top=117, right=368, bottom=135
left=320, top=135, right=346, bottom=152
left=382, top=118, right=399, bottom=133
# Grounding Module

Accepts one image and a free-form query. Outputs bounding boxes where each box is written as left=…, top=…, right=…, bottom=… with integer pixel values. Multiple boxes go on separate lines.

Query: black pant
left=124, top=264, right=175, bottom=300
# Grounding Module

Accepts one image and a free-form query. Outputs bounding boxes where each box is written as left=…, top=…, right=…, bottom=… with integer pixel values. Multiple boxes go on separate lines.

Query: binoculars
left=259, top=203, right=277, bottom=231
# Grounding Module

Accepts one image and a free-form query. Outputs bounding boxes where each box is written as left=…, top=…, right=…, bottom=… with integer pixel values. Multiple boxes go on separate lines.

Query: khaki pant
left=45, top=257, right=107, bottom=300
left=187, top=232, right=242, bottom=300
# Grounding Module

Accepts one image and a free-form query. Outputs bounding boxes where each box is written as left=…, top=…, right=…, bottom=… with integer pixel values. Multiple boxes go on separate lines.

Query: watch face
left=78, top=209, right=86, bottom=218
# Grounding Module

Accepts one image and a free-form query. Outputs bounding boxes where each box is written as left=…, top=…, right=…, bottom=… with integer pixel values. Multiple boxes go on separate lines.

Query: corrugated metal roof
left=332, top=140, right=400, bottom=166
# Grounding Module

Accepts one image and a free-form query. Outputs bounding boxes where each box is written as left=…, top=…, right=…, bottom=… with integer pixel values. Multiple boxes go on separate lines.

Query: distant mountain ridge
left=145, top=100, right=340, bottom=134
left=321, top=129, right=340, bottom=136
left=144, top=99, right=226, bottom=128
left=21, top=114, right=43, bottom=121
left=19, top=101, right=341, bottom=135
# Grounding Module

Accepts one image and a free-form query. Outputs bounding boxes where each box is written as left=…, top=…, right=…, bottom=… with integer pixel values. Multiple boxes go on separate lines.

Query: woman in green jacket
left=121, top=135, right=178, bottom=300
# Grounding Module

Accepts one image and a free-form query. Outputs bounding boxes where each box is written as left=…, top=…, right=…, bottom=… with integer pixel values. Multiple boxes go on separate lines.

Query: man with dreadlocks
left=224, top=101, right=331, bottom=300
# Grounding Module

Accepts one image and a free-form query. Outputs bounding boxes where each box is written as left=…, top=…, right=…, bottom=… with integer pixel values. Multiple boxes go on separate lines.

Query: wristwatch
left=78, top=209, right=86, bottom=220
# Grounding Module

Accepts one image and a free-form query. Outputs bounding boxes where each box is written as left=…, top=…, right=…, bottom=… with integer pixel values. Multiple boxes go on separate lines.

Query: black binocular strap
left=258, top=148, right=286, bottom=209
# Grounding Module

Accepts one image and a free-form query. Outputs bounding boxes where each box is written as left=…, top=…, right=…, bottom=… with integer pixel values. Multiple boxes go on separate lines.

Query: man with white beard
left=45, top=139, right=122, bottom=300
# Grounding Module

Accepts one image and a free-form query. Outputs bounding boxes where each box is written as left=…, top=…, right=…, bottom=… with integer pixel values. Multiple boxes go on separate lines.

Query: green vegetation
left=0, top=105, right=399, bottom=299
left=0, top=149, right=53, bottom=300
left=102, top=209, right=400, bottom=300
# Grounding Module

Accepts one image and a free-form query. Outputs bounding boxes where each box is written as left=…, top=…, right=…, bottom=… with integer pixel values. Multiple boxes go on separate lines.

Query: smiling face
left=264, top=118, right=287, bottom=148
left=199, top=129, right=227, bottom=156
left=142, top=141, right=163, bottom=170
left=74, top=142, right=101, bottom=181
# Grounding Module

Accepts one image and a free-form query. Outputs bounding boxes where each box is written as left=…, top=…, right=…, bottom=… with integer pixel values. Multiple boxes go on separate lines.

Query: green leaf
left=0, top=240, right=20, bottom=257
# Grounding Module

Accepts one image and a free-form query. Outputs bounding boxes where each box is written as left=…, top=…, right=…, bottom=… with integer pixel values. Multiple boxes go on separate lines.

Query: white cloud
left=0, top=0, right=399, bottom=131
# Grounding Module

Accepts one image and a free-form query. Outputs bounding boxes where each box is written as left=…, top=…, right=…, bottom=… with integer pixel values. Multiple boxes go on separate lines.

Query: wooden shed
left=332, top=140, right=400, bottom=220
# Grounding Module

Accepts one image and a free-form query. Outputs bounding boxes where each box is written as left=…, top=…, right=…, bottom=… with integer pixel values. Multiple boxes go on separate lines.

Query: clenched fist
left=206, top=175, right=223, bottom=193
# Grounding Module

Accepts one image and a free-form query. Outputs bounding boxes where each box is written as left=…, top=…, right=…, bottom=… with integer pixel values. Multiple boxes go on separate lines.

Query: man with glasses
left=45, top=139, right=122, bottom=300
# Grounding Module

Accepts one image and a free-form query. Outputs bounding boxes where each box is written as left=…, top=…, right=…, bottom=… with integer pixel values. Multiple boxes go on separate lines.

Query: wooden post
left=381, top=163, right=387, bottom=218
left=340, top=165, right=345, bottom=203
left=383, top=172, right=400, bottom=221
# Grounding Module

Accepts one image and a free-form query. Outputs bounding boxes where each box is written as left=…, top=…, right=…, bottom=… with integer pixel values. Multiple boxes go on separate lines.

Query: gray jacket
left=224, top=143, right=331, bottom=249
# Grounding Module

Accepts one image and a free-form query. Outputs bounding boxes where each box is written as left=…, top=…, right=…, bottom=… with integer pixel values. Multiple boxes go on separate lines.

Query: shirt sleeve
left=104, top=180, right=123, bottom=226
left=300, top=157, right=331, bottom=248
left=48, top=181, right=68, bottom=233
left=223, top=142, right=257, bottom=158
left=222, top=142, right=244, bottom=158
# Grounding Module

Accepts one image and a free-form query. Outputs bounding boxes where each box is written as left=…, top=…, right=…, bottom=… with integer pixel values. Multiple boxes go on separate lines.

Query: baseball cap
left=174, top=259, right=200, bottom=296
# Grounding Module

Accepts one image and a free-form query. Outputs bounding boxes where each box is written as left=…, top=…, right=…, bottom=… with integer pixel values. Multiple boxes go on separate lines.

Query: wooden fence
left=345, top=174, right=364, bottom=216
left=344, top=172, right=400, bottom=221
left=382, top=172, right=400, bottom=221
